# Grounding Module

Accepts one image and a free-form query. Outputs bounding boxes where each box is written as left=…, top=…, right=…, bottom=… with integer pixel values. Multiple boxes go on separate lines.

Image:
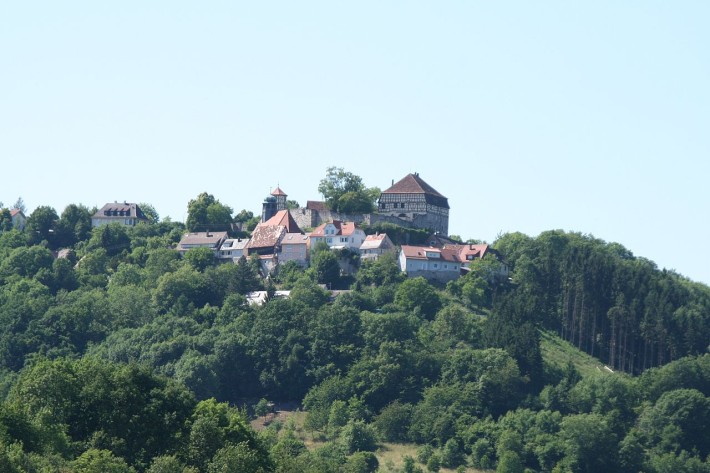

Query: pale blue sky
left=1, top=2, right=708, bottom=284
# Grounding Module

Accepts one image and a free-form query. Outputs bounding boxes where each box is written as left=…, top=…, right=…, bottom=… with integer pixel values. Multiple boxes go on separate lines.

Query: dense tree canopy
left=0, top=197, right=709, bottom=472
left=317, top=167, right=380, bottom=214
left=186, top=193, right=233, bottom=232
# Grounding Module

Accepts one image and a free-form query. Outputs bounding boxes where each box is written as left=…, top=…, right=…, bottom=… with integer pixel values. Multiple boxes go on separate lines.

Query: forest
left=0, top=198, right=708, bottom=472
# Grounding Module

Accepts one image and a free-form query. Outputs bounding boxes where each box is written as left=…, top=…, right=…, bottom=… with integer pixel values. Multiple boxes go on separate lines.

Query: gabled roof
left=381, top=173, right=449, bottom=209
left=310, top=220, right=361, bottom=237
left=179, top=231, right=229, bottom=247
left=360, top=233, right=393, bottom=251
left=306, top=200, right=327, bottom=212
left=262, top=210, right=302, bottom=233
left=220, top=238, right=248, bottom=251
left=93, top=202, right=147, bottom=219
left=445, top=243, right=489, bottom=261
left=246, top=225, right=286, bottom=250
left=9, top=209, right=24, bottom=218
left=271, top=187, right=287, bottom=196
left=400, top=245, right=461, bottom=263
left=281, top=233, right=308, bottom=245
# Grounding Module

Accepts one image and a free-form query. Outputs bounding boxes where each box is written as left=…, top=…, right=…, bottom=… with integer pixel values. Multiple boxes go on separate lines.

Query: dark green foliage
left=310, top=246, right=341, bottom=287
left=373, top=401, right=413, bottom=442
left=1, top=199, right=710, bottom=471
left=394, top=277, right=441, bottom=319
left=637, top=388, right=710, bottom=457
left=360, top=222, right=430, bottom=245
left=183, top=246, right=216, bottom=271
left=186, top=192, right=233, bottom=233
left=26, top=205, right=59, bottom=247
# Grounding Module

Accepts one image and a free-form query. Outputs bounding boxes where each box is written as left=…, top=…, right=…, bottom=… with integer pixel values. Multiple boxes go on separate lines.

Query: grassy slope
left=540, top=329, right=611, bottom=378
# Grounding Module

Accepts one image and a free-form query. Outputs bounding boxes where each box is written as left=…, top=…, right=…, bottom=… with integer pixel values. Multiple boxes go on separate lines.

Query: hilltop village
left=89, top=172, right=504, bottom=285
left=1, top=171, right=709, bottom=473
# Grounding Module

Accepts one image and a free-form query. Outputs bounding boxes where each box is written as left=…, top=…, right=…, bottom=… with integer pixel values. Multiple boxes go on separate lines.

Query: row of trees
left=495, top=231, right=710, bottom=373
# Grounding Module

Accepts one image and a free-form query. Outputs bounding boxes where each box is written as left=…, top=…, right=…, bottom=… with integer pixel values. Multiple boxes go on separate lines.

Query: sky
left=1, top=2, right=709, bottom=284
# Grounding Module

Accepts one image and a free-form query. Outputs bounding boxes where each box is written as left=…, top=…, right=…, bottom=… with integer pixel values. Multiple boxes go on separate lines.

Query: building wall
left=280, top=244, right=308, bottom=266
left=91, top=217, right=141, bottom=227
left=292, top=208, right=448, bottom=235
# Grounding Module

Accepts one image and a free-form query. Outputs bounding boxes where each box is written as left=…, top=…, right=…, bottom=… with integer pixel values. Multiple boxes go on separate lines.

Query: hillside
left=0, top=215, right=708, bottom=472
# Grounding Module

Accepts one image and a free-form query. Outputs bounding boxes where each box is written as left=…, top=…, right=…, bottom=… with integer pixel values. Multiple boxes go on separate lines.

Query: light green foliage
left=138, top=202, right=160, bottom=224
left=72, top=449, right=136, bottom=473
left=496, top=451, right=524, bottom=473
left=318, top=167, right=379, bottom=213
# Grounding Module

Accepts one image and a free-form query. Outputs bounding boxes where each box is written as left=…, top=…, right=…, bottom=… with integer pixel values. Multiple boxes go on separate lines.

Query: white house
left=92, top=202, right=148, bottom=227
left=309, top=220, right=366, bottom=253
left=359, top=233, right=395, bottom=261
left=176, top=231, right=229, bottom=256
left=217, top=238, right=248, bottom=261
left=399, top=245, right=462, bottom=283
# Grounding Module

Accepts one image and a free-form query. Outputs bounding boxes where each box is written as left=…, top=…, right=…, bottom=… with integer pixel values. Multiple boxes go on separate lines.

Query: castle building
left=378, top=173, right=449, bottom=235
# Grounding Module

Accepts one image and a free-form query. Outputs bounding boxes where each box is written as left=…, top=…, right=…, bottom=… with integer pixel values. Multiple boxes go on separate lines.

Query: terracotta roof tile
left=271, top=186, right=287, bottom=196
left=306, top=200, right=327, bottom=211
left=381, top=174, right=449, bottom=209
left=262, top=210, right=302, bottom=233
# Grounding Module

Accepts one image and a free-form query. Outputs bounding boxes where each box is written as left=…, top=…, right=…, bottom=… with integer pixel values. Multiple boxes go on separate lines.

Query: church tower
left=261, top=186, right=288, bottom=222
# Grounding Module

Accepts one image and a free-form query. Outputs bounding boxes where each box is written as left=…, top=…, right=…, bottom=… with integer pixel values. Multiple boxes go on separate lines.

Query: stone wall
left=292, top=208, right=448, bottom=235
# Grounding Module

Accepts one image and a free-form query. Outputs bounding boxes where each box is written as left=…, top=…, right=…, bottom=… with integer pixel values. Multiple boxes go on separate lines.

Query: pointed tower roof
left=261, top=209, right=302, bottom=233
left=381, top=173, right=449, bottom=209
left=271, top=186, right=287, bottom=197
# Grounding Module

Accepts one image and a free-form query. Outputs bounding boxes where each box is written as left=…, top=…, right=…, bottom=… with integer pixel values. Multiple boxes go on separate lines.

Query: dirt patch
left=250, top=401, right=302, bottom=431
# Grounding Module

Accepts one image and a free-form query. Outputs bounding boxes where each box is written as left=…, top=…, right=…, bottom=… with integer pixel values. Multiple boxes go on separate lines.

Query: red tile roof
left=271, top=186, right=287, bottom=196
left=400, top=245, right=461, bottom=263
left=360, top=233, right=393, bottom=251
left=9, top=209, right=24, bottom=217
left=381, top=174, right=449, bottom=209
left=306, top=200, right=327, bottom=211
left=262, top=210, right=302, bottom=233
left=246, top=225, right=286, bottom=250
left=444, top=243, right=489, bottom=261
left=310, top=220, right=361, bottom=237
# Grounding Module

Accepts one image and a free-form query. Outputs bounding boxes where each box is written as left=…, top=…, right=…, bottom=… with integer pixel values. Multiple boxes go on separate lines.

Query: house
left=280, top=233, right=309, bottom=267
left=359, top=233, right=395, bottom=261
left=444, top=243, right=510, bottom=281
left=378, top=173, right=449, bottom=235
left=10, top=209, right=26, bottom=231
left=245, top=225, right=287, bottom=256
left=399, top=245, right=462, bottom=283
left=309, top=220, right=366, bottom=253
left=245, top=207, right=302, bottom=257
left=217, top=238, right=248, bottom=261
left=92, top=202, right=148, bottom=227
left=177, top=231, right=229, bottom=256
